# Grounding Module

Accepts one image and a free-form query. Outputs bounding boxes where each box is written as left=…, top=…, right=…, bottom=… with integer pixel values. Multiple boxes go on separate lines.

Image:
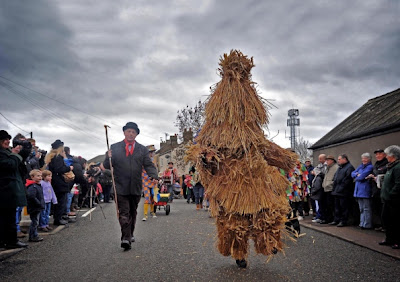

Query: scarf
left=124, top=139, right=135, bottom=157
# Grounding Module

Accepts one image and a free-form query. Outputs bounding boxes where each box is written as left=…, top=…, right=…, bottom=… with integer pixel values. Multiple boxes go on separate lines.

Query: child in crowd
left=26, top=169, right=45, bottom=242
left=39, top=170, right=57, bottom=232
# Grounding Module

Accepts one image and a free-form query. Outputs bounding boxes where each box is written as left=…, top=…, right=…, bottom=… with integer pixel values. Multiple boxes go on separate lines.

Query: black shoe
left=392, top=244, right=399, bottom=249
left=67, top=218, right=76, bottom=223
left=131, top=236, right=135, bottom=243
left=54, top=219, right=68, bottom=225
left=121, top=240, right=131, bottom=250
left=319, top=220, right=328, bottom=224
left=337, top=222, right=346, bottom=227
left=5, top=241, right=28, bottom=249
left=379, top=240, right=393, bottom=246
left=236, top=259, right=247, bottom=268
left=329, top=221, right=338, bottom=225
left=29, top=237, right=43, bottom=242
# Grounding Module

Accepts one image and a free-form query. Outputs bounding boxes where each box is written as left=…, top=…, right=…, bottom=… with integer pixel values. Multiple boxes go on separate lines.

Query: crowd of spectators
left=0, top=130, right=113, bottom=249
left=286, top=146, right=400, bottom=250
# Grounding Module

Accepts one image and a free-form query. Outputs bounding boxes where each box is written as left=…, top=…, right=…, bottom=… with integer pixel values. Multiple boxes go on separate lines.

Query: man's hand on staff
left=107, top=149, right=112, bottom=158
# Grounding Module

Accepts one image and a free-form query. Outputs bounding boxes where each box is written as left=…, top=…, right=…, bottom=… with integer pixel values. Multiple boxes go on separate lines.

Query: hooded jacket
left=26, top=179, right=45, bottom=214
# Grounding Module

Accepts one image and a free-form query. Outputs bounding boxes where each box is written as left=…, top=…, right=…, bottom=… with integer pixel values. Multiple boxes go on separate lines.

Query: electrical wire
left=0, top=112, right=31, bottom=134
left=0, top=75, right=160, bottom=142
left=0, top=81, right=105, bottom=144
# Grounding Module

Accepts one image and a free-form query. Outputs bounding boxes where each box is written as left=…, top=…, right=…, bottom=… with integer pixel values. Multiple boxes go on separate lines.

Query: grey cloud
left=1, top=0, right=399, bottom=159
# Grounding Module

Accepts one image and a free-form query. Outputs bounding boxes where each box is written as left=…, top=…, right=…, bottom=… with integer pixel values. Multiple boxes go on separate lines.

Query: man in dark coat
left=331, top=154, right=355, bottom=227
left=369, top=149, right=388, bottom=229
left=0, top=130, right=28, bottom=249
left=102, top=122, right=158, bottom=250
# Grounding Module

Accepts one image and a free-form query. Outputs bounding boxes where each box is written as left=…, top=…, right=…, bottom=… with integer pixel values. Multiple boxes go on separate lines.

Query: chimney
left=170, top=134, right=178, bottom=146
left=183, top=128, right=193, bottom=143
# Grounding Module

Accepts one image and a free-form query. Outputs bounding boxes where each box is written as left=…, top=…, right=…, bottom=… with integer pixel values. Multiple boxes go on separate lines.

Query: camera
left=13, top=139, right=32, bottom=149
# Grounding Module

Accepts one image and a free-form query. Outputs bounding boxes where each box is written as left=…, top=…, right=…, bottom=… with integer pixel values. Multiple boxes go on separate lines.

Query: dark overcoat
left=332, top=162, right=355, bottom=197
left=0, top=148, right=27, bottom=208
left=103, top=141, right=158, bottom=196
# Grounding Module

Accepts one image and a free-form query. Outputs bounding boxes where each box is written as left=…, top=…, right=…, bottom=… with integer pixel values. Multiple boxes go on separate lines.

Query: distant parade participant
left=142, top=145, right=158, bottom=221
left=101, top=122, right=158, bottom=251
left=163, top=161, right=179, bottom=203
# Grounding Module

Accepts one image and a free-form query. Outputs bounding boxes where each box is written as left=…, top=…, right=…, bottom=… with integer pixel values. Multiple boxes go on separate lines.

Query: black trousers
left=334, top=196, right=349, bottom=224
left=320, top=191, right=335, bottom=222
left=382, top=200, right=400, bottom=244
left=0, top=207, right=18, bottom=244
left=103, top=185, right=112, bottom=203
left=290, top=201, right=304, bottom=217
left=54, top=192, right=68, bottom=223
left=117, top=194, right=141, bottom=241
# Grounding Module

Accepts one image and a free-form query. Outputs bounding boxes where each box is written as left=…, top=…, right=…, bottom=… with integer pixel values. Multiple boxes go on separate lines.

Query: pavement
left=1, top=199, right=399, bottom=281
left=299, top=216, right=400, bottom=260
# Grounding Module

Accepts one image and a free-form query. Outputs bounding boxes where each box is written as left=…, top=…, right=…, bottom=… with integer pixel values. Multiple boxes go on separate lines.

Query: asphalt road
left=1, top=198, right=399, bottom=282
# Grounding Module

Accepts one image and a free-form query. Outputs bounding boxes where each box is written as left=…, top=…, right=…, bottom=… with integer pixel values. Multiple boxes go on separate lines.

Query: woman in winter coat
left=351, top=153, right=374, bottom=229
left=44, top=139, right=73, bottom=225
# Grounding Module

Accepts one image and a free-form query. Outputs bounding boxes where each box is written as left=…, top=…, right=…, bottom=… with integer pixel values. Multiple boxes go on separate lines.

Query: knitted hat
left=51, top=139, right=64, bottom=149
left=0, top=130, right=11, bottom=140
left=122, top=122, right=140, bottom=134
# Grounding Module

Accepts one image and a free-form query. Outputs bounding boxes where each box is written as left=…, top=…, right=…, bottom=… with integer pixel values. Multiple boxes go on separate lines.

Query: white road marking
left=81, top=208, right=96, bottom=217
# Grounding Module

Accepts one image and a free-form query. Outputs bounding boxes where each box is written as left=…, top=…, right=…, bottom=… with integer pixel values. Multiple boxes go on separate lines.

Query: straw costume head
left=186, top=50, right=297, bottom=260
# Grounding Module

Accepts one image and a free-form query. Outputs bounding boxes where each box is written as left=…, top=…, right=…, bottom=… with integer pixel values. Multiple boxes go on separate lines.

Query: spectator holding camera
left=0, top=130, right=28, bottom=249
left=12, top=133, right=32, bottom=238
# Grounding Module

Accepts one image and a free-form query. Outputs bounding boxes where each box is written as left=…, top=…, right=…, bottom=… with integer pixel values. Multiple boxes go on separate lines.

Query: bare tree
left=295, top=137, right=313, bottom=163
left=175, top=100, right=205, bottom=141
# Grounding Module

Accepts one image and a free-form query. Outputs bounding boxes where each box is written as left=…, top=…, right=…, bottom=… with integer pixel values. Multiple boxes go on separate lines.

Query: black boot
left=236, top=259, right=247, bottom=268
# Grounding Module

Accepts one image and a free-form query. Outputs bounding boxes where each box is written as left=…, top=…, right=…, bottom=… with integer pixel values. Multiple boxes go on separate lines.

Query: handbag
left=63, top=171, right=75, bottom=183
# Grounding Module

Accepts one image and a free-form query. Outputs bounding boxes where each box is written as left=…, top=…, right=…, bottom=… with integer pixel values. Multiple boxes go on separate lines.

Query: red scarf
left=124, top=139, right=135, bottom=156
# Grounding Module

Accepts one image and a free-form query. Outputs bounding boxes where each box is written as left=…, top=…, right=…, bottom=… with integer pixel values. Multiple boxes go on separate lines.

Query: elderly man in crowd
left=331, top=154, right=355, bottom=227
left=102, top=122, right=158, bottom=251
left=321, top=155, right=339, bottom=224
left=379, top=145, right=400, bottom=249
left=369, top=149, right=388, bottom=231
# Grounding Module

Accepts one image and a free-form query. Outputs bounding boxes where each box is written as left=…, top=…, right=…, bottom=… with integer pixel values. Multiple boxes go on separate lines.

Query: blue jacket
left=352, top=163, right=374, bottom=198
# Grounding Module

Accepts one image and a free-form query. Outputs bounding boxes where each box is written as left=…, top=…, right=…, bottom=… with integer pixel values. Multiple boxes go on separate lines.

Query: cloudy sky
left=1, top=0, right=399, bottom=160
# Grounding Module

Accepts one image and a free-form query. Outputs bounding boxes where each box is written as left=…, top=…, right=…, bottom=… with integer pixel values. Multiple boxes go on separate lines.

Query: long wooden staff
left=104, top=125, right=119, bottom=218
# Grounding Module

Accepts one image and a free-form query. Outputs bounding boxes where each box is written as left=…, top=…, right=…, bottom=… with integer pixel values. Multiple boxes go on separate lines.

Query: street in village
left=0, top=198, right=399, bottom=282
